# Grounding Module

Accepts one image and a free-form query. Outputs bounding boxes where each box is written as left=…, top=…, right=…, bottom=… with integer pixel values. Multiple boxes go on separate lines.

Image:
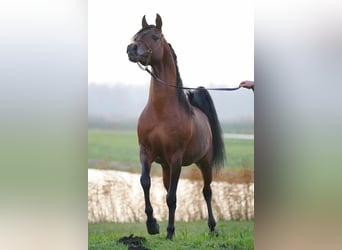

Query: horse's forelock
left=137, top=25, right=156, bottom=35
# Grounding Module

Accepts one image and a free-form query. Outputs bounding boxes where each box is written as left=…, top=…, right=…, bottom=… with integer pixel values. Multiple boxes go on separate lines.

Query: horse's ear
left=142, top=15, right=148, bottom=28
left=155, top=13, right=162, bottom=31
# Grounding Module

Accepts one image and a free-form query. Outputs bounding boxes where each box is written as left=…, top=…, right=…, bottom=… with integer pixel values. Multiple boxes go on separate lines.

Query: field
left=89, top=220, right=254, bottom=250
left=88, top=128, right=254, bottom=249
left=88, top=129, right=254, bottom=182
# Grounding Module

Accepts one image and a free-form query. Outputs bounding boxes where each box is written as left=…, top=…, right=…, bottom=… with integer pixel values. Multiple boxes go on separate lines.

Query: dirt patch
left=181, top=167, right=254, bottom=183
left=117, top=234, right=149, bottom=250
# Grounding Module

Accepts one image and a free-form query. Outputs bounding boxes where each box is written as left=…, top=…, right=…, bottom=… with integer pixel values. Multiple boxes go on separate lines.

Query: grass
left=88, top=129, right=254, bottom=249
left=89, top=220, right=254, bottom=250
left=88, top=130, right=140, bottom=167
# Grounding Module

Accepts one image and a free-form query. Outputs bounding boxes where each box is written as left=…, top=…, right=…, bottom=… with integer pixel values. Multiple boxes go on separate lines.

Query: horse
left=126, top=14, right=226, bottom=239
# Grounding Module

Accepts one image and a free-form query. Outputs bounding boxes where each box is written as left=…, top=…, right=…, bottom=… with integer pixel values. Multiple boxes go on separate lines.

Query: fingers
left=239, top=80, right=254, bottom=89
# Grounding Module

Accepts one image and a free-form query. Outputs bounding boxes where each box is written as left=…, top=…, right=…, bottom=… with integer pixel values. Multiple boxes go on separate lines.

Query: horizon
left=88, top=83, right=254, bottom=121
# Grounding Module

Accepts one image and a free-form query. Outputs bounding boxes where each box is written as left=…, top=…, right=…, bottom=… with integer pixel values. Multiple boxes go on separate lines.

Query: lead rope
left=137, top=49, right=240, bottom=91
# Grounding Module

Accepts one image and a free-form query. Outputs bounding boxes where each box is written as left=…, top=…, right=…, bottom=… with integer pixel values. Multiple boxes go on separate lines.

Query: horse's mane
left=137, top=26, right=193, bottom=115
left=167, top=43, right=193, bottom=115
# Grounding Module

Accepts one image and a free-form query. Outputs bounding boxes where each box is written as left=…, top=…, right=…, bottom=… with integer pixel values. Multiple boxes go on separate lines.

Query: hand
left=239, top=80, right=254, bottom=90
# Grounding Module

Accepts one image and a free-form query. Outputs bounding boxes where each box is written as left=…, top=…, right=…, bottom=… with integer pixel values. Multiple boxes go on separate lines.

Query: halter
left=137, top=47, right=241, bottom=91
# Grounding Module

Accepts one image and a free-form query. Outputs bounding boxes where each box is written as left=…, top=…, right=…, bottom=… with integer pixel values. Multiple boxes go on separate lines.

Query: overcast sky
left=88, top=0, right=253, bottom=87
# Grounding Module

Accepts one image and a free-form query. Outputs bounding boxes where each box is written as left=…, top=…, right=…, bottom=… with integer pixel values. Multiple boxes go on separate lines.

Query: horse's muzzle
left=127, top=43, right=139, bottom=62
left=128, top=43, right=147, bottom=62
left=127, top=43, right=149, bottom=64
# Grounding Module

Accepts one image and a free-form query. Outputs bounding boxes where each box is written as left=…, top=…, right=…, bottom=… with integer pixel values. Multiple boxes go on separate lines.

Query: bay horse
left=126, top=14, right=226, bottom=239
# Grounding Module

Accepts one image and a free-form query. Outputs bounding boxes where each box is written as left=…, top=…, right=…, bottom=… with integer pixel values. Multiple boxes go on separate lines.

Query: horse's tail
left=187, top=87, right=226, bottom=169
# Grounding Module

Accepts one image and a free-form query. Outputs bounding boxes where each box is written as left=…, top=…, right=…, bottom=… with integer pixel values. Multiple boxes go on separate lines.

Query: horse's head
left=127, top=14, right=165, bottom=66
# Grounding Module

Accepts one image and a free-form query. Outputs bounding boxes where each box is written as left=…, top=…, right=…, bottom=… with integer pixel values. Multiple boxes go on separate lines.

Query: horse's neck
left=147, top=53, right=178, bottom=111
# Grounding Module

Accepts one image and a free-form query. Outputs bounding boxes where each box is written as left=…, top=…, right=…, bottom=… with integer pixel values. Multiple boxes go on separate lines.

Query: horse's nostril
left=127, top=44, right=138, bottom=54
left=127, top=44, right=140, bottom=62
left=127, top=44, right=132, bottom=53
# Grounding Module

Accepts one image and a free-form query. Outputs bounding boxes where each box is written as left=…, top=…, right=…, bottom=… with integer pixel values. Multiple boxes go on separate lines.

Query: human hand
left=239, top=80, right=254, bottom=90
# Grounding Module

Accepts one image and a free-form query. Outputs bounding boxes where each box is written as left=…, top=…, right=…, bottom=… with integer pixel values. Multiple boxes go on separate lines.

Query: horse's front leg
left=166, top=163, right=182, bottom=239
left=140, top=147, right=159, bottom=235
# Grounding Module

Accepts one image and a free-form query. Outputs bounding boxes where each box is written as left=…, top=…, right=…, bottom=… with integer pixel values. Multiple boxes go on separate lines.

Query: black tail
left=187, top=87, right=226, bottom=169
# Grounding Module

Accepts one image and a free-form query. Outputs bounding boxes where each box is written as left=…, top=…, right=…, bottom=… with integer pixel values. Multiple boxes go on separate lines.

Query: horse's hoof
left=166, top=233, right=174, bottom=240
left=166, top=226, right=174, bottom=239
left=209, top=230, right=219, bottom=237
left=146, top=218, right=159, bottom=235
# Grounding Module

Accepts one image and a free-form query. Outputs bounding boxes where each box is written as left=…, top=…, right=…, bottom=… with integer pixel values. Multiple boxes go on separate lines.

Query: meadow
left=88, top=128, right=254, bottom=249
left=89, top=220, right=254, bottom=250
left=88, top=129, right=254, bottom=182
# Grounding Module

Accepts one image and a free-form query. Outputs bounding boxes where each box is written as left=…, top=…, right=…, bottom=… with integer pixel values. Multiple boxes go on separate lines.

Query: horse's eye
left=152, top=34, right=159, bottom=41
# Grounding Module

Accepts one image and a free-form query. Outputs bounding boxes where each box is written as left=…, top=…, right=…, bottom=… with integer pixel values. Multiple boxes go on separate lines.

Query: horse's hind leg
left=197, top=161, right=216, bottom=233
left=140, top=147, right=159, bottom=235
left=161, top=164, right=170, bottom=191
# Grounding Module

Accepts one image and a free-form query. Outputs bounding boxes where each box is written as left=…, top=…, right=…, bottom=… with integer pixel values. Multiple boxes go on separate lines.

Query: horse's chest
left=139, top=123, right=186, bottom=160
left=144, top=128, right=183, bottom=149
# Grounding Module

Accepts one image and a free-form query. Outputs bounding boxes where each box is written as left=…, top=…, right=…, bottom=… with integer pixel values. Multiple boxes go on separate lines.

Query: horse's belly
left=138, top=110, right=211, bottom=167
left=154, top=153, right=202, bottom=167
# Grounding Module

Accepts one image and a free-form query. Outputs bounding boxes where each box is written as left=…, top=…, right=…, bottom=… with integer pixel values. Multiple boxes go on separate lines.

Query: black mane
left=167, top=43, right=193, bottom=115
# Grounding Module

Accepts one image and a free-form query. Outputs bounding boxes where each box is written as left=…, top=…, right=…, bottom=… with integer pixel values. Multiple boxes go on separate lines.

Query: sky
left=88, top=0, right=254, bottom=87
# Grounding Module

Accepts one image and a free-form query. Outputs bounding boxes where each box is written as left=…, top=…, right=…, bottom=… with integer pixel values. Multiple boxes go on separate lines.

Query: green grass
left=88, top=129, right=254, bottom=170
left=88, top=129, right=139, bottom=166
left=88, top=129, right=254, bottom=248
left=89, top=220, right=254, bottom=250
left=226, top=139, right=254, bottom=169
